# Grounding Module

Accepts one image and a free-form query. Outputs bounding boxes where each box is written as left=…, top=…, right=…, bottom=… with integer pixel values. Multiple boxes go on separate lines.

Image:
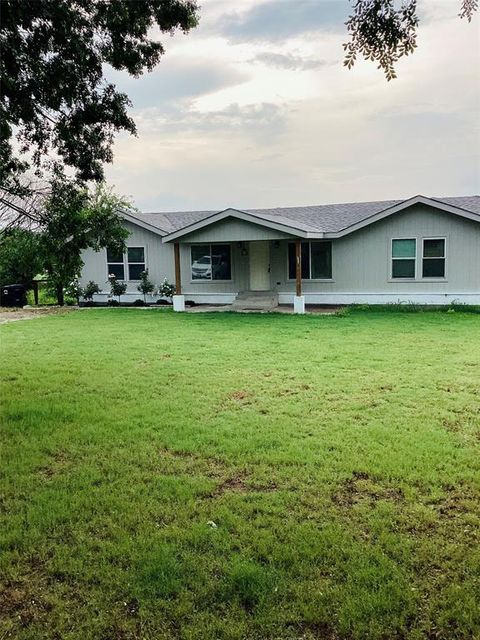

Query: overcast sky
left=105, top=0, right=480, bottom=212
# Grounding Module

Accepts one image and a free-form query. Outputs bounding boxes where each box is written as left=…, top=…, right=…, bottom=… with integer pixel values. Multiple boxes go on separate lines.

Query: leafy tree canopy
left=0, top=227, right=43, bottom=288
left=0, top=0, right=199, bottom=195
left=344, top=0, right=477, bottom=81
left=39, top=174, right=130, bottom=305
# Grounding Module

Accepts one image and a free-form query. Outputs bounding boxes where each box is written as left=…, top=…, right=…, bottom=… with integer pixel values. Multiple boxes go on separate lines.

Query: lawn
left=1, top=308, right=479, bottom=640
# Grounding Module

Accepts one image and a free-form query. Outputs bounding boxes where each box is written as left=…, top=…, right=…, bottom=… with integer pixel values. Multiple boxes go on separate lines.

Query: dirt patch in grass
left=332, top=471, right=404, bottom=508
left=0, top=306, right=77, bottom=324
left=36, top=450, right=72, bottom=479
left=158, top=448, right=278, bottom=497
left=229, top=390, right=252, bottom=402
left=0, top=581, right=53, bottom=630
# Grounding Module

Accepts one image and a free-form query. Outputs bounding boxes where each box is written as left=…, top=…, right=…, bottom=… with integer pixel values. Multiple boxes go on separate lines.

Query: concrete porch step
left=231, top=290, right=278, bottom=311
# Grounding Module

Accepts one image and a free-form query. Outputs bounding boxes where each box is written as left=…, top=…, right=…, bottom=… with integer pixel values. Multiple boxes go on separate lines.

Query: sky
left=104, top=0, right=480, bottom=212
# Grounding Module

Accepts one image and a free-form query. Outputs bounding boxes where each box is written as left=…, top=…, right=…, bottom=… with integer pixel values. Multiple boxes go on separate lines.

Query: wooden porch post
left=295, top=239, right=302, bottom=297
left=174, top=242, right=181, bottom=295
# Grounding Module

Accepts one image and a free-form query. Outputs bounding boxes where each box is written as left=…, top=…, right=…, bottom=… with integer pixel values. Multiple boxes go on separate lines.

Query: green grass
left=1, top=309, right=479, bottom=640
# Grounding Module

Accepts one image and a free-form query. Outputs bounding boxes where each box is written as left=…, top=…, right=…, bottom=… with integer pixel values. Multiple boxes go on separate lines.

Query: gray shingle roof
left=127, top=195, right=480, bottom=236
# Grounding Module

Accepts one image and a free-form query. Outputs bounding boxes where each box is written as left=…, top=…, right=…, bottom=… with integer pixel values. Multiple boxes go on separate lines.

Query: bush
left=133, top=298, right=146, bottom=306
left=156, top=299, right=172, bottom=306
left=107, top=299, right=119, bottom=306
left=108, top=274, right=127, bottom=303
left=185, top=300, right=196, bottom=307
left=158, top=278, right=175, bottom=300
left=83, top=280, right=101, bottom=302
left=137, top=270, right=155, bottom=303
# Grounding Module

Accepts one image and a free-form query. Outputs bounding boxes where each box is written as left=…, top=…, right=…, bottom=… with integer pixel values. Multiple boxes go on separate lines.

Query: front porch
left=170, top=238, right=307, bottom=314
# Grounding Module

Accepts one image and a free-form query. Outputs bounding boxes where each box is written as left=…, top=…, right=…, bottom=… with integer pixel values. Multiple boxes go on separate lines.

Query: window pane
left=212, top=244, right=231, bottom=280
left=128, top=247, right=144, bottom=263
left=423, top=239, right=444, bottom=258
left=129, top=263, right=145, bottom=280
left=392, top=259, right=415, bottom=278
left=301, top=242, right=310, bottom=279
left=423, top=258, right=445, bottom=278
left=107, top=248, right=123, bottom=263
left=108, top=263, right=125, bottom=279
left=288, top=242, right=310, bottom=279
left=311, top=242, right=332, bottom=279
left=288, top=243, right=296, bottom=280
left=191, top=245, right=211, bottom=280
left=392, top=239, right=416, bottom=258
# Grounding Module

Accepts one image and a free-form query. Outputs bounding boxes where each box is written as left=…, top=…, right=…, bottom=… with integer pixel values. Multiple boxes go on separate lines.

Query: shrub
left=107, top=299, right=119, bottom=306
left=133, top=298, right=146, bottom=306
left=158, top=278, right=175, bottom=300
left=65, top=279, right=83, bottom=305
left=137, top=270, right=155, bottom=303
left=108, top=274, right=127, bottom=304
left=83, top=280, right=101, bottom=302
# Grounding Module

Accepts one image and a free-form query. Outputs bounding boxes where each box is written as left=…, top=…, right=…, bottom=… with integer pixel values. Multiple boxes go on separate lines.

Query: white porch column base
left=173, top=295, right=185, bottom=312
left=293, top=295, right=305, bottom=314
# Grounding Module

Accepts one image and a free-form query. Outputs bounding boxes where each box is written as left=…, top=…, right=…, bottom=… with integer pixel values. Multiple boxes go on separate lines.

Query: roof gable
left=161, top=207, right=320, bottom=242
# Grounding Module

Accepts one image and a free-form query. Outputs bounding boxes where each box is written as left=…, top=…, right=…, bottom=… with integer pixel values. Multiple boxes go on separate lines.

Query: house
left=80, top=195, right=480, bottom=312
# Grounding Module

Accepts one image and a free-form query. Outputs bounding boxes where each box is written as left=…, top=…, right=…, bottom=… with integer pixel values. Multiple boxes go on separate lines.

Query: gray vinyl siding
left=80, top=222, right=174, bottom=293
left=271, top=204, right=480, bottom=294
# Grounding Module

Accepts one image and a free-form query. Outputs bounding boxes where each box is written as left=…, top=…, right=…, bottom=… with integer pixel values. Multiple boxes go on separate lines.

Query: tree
left=137, top=270, right=155, bottom=303
left=40, top=174, right=130, bottom=306
left=108, top=274, right=127, bottom=305
left=0, top=0, right=199, bottom=198
left=0, top=228, right=43, bottom=287
left=344, top=0, right=477, bottom=80
left=82, top=281, right=101, bottom=304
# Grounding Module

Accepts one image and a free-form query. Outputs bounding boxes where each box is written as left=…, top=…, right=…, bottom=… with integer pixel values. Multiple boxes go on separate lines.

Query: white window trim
left=189, top=243, right=233, bottom=283
left=127, top=246, right=146, bottom=282
left=286, top=241, right=334, bottom=282
left=390, top=237, right=417, bottom=280
left=421, top=237, right=447, bottom=280
left=106, top=248, right=126, bottom=281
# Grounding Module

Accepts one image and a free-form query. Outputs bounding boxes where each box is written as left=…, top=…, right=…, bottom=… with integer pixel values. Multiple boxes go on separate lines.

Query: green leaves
left=344, top=0, right=419, bottom=81
left=0, top=0, right=199, bottom=190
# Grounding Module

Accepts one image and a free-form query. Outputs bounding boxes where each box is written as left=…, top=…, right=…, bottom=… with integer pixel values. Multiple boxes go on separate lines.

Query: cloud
left=134, top=102, right=287, bottom=139
left=105, top=0, right=480, bottom=211
left=218, top=0, right=350, bottom=41
left=250, top=51, right=329, bottom=70
left=106, top=60, right=249, bottom=109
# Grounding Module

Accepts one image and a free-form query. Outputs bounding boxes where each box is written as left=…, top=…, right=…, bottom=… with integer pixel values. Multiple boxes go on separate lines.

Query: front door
left=249, top=241, right=270, bottom=290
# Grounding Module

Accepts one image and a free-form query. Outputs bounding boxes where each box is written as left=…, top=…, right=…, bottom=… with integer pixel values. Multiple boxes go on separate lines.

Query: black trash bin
left=0, top=284, right=27, bottom=307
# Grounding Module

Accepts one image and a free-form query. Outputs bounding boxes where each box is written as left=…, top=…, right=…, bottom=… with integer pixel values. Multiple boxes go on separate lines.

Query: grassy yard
left=1, top=309, right=479, bottom=640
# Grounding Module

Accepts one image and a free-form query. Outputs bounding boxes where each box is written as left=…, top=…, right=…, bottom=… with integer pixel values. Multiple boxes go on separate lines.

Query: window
left=392, top=239, right=416, bottom=278
left=191, top=244, right=231, bottom=280
left=128, top=247, right=145, bottom=280
left=107, top=248, right=124, bottom=280
left=422, top=239, right=445, bottom=278
left=288, top=242, right=332, bottom=280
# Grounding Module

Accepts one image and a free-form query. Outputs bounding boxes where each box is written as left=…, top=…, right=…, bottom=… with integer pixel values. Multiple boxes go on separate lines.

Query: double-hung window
left=288, top=241, right=332, bottom=280
left=422, top=239, right=445, bottom=278
left=107, top=248, right=125, bottom=280
left=191, top=244, right=231, bottom=281
left=127, top=247, right=145, bottom=280
left=391, top=239, right=416, bottom=279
